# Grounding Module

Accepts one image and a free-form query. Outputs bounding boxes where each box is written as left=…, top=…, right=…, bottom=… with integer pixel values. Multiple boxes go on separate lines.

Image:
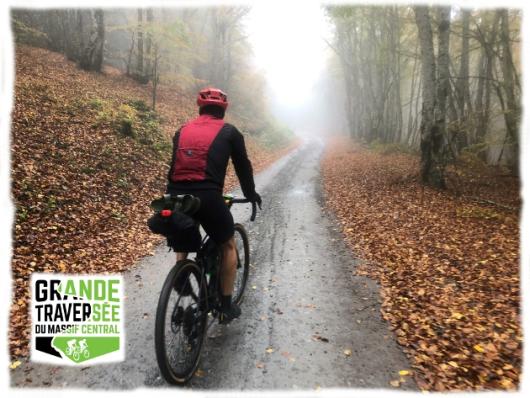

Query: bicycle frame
left=193, top=196, right=254, bottom=326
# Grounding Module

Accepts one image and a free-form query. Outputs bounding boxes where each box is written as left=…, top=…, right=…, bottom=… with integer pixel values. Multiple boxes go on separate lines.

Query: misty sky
left=245, top=2, right=332, bottom=108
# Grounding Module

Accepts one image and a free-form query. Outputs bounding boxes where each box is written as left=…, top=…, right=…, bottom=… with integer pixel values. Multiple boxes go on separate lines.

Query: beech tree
left=414, top=6, right=445, bottom=187
left=12, top=9, right=105, bottom=72
left=498, top=10, right=520, bottom=174
left=78, top=9, right=105, bottom=72
left=325, top=6, right=521, bottom=184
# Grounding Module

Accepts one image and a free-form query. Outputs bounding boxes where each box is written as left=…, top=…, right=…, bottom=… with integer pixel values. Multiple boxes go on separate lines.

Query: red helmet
left=197, top=87, right=228, bottom=110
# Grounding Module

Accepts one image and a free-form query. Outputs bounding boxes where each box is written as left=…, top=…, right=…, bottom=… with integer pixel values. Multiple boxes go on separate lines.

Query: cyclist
left=66, top=339, right=77, bottom=354
left=78, top=338, right=88, bottom=353
left=166, top=87, right=261, bottom=324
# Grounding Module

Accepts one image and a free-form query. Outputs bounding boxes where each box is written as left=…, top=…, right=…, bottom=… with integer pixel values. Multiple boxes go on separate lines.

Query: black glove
left=251, top=192, right=262, bottom=209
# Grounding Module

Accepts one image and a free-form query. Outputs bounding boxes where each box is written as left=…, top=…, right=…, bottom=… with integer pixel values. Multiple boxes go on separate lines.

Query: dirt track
left=11, top=139, right=415, bottom=391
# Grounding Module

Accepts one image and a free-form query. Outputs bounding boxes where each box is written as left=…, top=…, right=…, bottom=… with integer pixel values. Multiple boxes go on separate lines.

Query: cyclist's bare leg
left=176, top=252, right=188, bottom=261
left=220, top=237, right=237, bottom=295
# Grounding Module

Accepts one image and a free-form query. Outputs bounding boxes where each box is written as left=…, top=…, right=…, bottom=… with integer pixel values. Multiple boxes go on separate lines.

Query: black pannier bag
left=147, top=194, right=202, bottom=252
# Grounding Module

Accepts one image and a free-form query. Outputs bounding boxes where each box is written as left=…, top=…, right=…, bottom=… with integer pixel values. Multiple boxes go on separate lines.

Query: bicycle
left=154, top=194, right=257, bottom=385
left=66, top=345, right=89, bottom=361
left=73, top=347, right=90, bottom=361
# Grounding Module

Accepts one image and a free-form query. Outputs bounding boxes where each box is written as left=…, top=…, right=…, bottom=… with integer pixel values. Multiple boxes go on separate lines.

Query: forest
left=6, top=3, right=523, bottom=393
left=326, top=6, right=521, bottom=185
left=322, top=4, right=522, bottom=391
left=11, top=7, right=293, bottom=146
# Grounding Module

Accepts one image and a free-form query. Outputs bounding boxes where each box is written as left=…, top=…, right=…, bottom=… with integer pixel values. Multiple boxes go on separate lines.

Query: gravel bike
left=154, top=194, right=256, bottom=385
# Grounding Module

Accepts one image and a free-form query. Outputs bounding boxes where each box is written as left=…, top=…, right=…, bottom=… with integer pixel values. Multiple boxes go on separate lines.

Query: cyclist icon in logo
left=66, top=338, right=90, bottom=361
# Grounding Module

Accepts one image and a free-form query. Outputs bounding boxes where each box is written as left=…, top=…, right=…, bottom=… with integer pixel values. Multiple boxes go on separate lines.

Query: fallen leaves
left=280, top=351, right=296, bottom=362
left=391, top=369, right=412, bottom=387
left=390, top=379, right=401, bottom=388
left=451, top=312, right=464, bottom=320
left=322, top=137, right=521, bottom=391
left=448, top=361, right=459, bottom=368
left=297, top=303, right=317, bottom=310
left=9, top=360, right=22, bottom=370
left=312, top=334, right=330, bottom=343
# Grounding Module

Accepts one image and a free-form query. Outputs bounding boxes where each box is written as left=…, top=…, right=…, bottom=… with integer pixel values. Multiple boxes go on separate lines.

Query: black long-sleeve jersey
left=167, top=113, right=256, bottom=199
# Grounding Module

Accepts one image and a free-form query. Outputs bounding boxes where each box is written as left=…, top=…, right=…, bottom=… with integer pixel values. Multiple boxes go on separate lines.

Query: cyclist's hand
left=251, top=192, right=262, bottom=209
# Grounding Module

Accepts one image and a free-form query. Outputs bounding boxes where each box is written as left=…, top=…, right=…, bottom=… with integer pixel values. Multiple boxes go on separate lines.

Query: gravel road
left=10, top=139, right=415, bottom=391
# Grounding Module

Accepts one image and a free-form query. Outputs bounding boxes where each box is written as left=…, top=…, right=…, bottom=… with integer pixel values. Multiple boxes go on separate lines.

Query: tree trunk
left=126, top=31, right=135, bottom=76
left=93, top=10, right=104, bottom=72
left=335, top=21, right=356, bottom=139
left=435, top=7, right=451, bottom=124
left=65, top=10, right=80, bottom=62
left=414, top=6, right=446, bottom=188
left=456, top=10, right=471, bottom=120
left=136, top=9, right=144, bottom=81
left=145, top=8, right=153, bottom=80
left=152, top=44, right=159, bottom=110
left=499, top=10, right=520, bottom=174
left=392, top=6, right=403, bottom=143
left=474, top=12, right=500, bottom=149
left=78, top=9, right=105, bottom=72
left=406, top=41, right=419, bottom=145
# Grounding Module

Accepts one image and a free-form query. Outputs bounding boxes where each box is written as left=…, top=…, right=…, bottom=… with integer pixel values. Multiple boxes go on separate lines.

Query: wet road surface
left=11, top=139, right=415, bottom=391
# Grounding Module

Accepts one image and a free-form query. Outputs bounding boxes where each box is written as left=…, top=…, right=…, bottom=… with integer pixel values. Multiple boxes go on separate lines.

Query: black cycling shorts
left=167, top=188, right=234, bottom=245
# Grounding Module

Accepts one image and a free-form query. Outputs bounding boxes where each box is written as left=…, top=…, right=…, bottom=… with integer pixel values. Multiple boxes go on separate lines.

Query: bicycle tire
left=155, top=259, right=208, bottom=385
left=232, top=223, right=250, bottom=305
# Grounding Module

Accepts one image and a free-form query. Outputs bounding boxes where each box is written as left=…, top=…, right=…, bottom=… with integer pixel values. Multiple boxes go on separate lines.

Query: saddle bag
left=147, top=194, right=202, bottom=252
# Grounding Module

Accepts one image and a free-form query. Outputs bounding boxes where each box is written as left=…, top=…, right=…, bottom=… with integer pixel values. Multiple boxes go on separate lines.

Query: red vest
left=170, top=114, right=225, bottom=182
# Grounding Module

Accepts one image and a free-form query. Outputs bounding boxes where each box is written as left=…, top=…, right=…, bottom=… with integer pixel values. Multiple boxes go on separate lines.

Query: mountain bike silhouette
left=66, top=339, right=90, bottom=361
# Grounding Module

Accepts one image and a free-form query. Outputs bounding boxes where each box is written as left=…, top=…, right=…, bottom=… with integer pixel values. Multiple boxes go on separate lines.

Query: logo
left=31, top=274, right=124, bottom=365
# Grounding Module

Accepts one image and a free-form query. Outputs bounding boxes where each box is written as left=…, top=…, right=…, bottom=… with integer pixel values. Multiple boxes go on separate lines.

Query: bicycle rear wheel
left=232, top=223, right=250, bottom=305
left=155, top=259, right=208, bottom=384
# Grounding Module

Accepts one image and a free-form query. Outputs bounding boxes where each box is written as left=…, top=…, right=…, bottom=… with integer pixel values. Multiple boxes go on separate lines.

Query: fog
left=11, top=5, right=521, bottom=165
left=245, top=2, right=345, bottom=138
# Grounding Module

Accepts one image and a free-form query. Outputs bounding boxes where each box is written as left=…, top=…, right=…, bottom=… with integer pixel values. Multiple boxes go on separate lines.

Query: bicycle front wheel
left=232, top=223, right=250, bottom=305
left=155, top=259, right=208, bottom=385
